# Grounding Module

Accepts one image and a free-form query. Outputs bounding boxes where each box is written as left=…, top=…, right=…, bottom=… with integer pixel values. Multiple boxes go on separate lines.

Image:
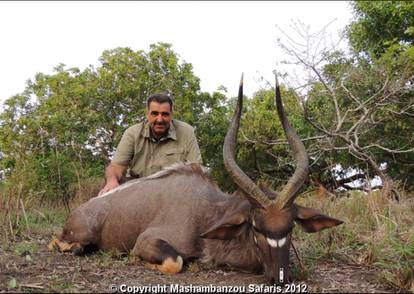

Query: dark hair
left=146, top=93, right=174, bottom=111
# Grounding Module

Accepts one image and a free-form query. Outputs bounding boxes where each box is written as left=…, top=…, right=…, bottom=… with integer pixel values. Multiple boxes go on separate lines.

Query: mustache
left=154, top=122, right=167, bottom=126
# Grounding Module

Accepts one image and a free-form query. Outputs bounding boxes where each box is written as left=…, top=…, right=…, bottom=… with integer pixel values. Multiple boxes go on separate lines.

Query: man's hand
left=98, top=178, right=120, bottom=196
left=97, top=162, right=127, bottom=197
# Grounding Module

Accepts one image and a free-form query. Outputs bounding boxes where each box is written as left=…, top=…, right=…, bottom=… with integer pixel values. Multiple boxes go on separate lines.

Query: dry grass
left=1, top=184, right=413, bottom=292
left=294, top=189, right=414, bottom=292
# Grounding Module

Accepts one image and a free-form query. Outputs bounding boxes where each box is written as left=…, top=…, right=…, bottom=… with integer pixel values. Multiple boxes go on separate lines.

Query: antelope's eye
left=252, top=224, right=265, bottom=235
left=252, top=228, right=265, bottom=245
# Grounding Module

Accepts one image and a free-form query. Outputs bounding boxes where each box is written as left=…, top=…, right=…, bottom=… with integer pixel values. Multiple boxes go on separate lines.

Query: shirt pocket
left=164, top=148, right=185, bottom=164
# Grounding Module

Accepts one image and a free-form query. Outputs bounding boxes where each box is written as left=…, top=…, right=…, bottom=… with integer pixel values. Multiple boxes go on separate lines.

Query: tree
left=0, top=43, right=220, bottom=204
left=274, top=17, right=414, bottom=197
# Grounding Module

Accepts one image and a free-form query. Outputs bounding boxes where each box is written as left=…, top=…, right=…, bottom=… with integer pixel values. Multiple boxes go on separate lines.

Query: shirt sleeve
left=185, top=130, right=203, bottom=164
left=112, top=128, right=135, bottom=166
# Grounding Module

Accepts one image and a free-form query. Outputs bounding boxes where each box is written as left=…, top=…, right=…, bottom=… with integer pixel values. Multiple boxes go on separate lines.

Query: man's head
left=146, top=93, right=174, bottom=139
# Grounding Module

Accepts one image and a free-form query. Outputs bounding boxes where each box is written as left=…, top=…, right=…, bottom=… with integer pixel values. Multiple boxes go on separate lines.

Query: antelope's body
left=50, top=74, right=343, bottom=284
left=58, top=164, right=259, bottom=272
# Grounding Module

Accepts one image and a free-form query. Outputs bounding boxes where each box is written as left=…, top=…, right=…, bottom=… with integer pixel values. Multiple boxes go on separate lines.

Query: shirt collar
left=144, top=120, right=177, bottom=142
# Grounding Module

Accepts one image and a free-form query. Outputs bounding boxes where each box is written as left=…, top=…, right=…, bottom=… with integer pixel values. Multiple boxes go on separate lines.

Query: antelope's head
left=203, top=74, right=343, bottom=284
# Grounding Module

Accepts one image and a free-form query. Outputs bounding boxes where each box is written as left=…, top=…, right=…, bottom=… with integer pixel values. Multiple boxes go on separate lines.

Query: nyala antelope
left=49, top=74, right=343, bottom=284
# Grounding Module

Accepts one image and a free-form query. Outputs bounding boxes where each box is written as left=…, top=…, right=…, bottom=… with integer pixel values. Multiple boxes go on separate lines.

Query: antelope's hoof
left=130, top=256, right=143, bottom=266
left=47, top=238, right=60, bottom=251
left=47, top=238, right=81, bottom=253
left=144, top=256, right=183, bottom=275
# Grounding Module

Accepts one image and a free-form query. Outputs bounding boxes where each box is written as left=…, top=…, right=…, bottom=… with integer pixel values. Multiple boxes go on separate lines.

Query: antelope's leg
left=131, top=231, right=183, bottom=275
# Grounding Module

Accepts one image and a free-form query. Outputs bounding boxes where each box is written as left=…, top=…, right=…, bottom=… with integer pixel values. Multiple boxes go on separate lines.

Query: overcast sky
left=0, top=1, right=354, bottom=105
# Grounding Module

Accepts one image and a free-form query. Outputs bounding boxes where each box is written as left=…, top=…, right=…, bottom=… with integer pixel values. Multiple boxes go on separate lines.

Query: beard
left=151, top=122, right=169, bottom=138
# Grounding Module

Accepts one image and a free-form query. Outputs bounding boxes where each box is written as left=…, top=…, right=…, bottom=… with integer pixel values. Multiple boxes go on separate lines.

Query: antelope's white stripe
left=266, top=237, right=278, bottom=248
left=177, top=256, right=183, bottom=267
left=277, top=237, right=287, bottom=247
left=266, top=237, right=287, bottom=248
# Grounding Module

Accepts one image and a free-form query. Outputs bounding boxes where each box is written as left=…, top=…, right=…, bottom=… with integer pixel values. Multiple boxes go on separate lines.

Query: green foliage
left=1, top=2, right=414, bottom=201
left=236, top=88, right=309, bottom=190
left=0, top=43, right=218, bottom=203
left=196, top=91, right=234, bottom=189
left=348, top=1, right=414, bottom=58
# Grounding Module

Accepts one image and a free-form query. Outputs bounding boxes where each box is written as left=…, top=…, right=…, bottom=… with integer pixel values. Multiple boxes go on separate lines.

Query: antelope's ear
left=200, top=199, right=250, bottom=240
left=294, top=205, right=344, bottom=233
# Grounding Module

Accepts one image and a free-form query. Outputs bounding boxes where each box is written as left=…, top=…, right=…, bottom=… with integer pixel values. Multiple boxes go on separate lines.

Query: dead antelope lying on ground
left=49, top=75, right=343, bottom=284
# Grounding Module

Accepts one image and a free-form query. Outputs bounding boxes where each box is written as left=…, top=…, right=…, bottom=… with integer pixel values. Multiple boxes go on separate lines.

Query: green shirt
left=112, top=119, right=202, bottom=178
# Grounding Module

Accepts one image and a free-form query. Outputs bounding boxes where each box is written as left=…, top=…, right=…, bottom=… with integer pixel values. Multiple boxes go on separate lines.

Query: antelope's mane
left=146, top=162, right=209, bottom=181
left=97, top=162, right=218, bottom=199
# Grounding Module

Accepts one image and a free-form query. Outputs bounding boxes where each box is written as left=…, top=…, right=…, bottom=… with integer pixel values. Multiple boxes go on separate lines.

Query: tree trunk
left=367, top=156, right=398, bottom=201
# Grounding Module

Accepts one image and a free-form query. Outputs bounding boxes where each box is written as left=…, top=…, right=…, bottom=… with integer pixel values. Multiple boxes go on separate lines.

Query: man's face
left=146, top=101, right=173, bottom=138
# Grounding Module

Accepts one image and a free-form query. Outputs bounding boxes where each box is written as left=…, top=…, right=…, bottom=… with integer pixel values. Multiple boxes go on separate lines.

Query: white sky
left=0, top=1, right=354, bottom=105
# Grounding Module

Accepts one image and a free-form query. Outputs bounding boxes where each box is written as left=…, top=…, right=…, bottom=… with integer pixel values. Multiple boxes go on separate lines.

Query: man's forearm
left=105, top=165, right=123, bottom=183
left=98, top=162, right=127, bottom=196
left=106, top=163, right=127, bottom=181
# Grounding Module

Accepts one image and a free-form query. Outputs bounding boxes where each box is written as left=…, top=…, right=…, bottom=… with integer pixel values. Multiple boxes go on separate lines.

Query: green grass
left=1, top=206, right=69, bottom=247
left=13, top=241, right=39, bottom=257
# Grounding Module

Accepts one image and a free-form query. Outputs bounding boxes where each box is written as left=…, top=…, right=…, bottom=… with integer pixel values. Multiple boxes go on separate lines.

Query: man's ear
left=294, top=205, right=344, bottom=233
left=200, top=199, right=250, bottom=240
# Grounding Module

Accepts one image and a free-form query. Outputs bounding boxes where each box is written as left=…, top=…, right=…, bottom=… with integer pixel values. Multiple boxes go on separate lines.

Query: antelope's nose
left=277, top=273, right=292, bottom=286
left=266, top=267, right=291, bottom=285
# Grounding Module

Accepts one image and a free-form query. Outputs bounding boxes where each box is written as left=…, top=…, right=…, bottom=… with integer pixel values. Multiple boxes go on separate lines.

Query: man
left=98, top=93, right=202, bottom=196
